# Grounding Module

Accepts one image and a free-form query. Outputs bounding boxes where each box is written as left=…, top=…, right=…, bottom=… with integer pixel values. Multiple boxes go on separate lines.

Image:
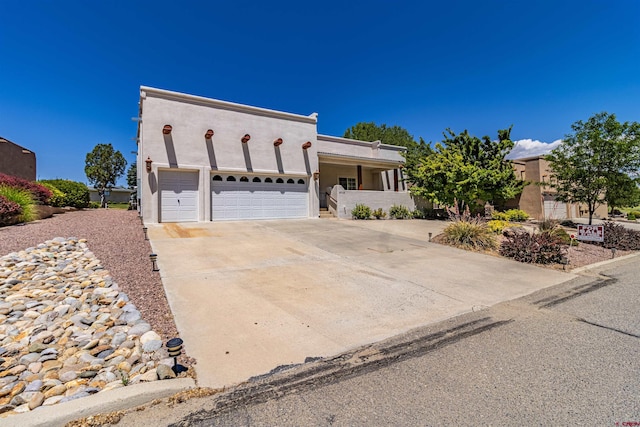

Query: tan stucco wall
left=0, top=140, right=36, bottom=181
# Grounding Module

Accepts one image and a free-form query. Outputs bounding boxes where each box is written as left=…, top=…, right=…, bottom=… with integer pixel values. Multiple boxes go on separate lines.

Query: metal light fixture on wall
left=273, top=138, right=283, bottom=147
left=205, top=129, right=214, bottom=139
left=302, top=141, right=312, bottom=150
left=313, top=170, right=320, bottom=181
left=163, top=125, right=172, bottom=134
left=241, top=134, right=251, bottom=143
left=145, top=157, right=153, bottom=172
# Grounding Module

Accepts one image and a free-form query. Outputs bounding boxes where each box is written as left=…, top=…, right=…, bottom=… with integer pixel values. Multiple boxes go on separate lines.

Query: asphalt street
left=118, top=255, right=640, bottom=426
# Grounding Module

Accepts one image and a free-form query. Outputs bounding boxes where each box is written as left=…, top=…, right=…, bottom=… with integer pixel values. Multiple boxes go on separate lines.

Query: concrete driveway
left=147, top=219, right=575, bottom=389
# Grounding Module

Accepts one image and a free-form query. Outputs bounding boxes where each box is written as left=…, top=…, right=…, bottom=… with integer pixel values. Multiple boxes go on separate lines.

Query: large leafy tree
left=85, top=143, right=127, bottom=207
left=605, top=173, right=640, bottom=215
left=403, top=127, right=524, bottom=211
left=126, top=162, right=137, bottom=189
left=344, top=122, right=417, bottom=148
left=546, top=112, right=640, bottom=224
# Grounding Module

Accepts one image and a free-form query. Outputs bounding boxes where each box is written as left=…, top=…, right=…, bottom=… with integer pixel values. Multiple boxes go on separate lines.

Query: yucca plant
left=0, top=185, right=36, bottom=223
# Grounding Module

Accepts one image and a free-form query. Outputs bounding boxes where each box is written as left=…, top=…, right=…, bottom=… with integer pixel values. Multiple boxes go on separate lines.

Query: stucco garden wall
left=330, top=186, right=417, bottom=219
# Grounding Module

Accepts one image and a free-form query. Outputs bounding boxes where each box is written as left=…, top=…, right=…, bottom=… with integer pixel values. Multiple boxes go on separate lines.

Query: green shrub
left=601, top=221, right=640, bottom=250
left=504, top=209, right=529, bottom=222
left=39, top=182, right=65, bottom=207
left=442, top=220, right=497, bottom=251
left=500, top=229, right=567, bottom=264
left=372, top=208, right=386, bottom=219
left=493, top=209, right=529, bottom=222
left=548, top=227, right=578, bottom=246
left=487, top=219, right=510, bottom=234
left=0, top=185, right=36, bottom=223
left=628, top=212, right=637, bottom=221
left=491, top=211, right=509, bottom=221
left=0, top=194, right=22, bottom=226
left=537, top=219, right=577, bottom=246
left=351, top=203, right=372, bottom=220
left=40, top=179, right=90, bottom=208
left=88, top=201, right=101, bottom=209
left=389, top=204, right=411, bottom=219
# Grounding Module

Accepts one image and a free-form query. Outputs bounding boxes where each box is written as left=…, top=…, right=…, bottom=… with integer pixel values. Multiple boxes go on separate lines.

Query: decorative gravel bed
left=0, top=209, right=187, bottom=355
left=0, top=237, right=178, bottom=414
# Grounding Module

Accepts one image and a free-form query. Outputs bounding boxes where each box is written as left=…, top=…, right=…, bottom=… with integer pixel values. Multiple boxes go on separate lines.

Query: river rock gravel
left=0, top=209, right=191, bottom=417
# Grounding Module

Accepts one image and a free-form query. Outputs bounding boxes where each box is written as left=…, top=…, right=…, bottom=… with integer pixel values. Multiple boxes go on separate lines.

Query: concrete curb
left=571, top=251, right=640, bottom=274
left=1, top=378, right=196, bottom=427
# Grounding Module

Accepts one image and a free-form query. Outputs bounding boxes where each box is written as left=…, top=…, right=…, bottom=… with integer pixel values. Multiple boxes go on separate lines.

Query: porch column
left=357, top=165, right=363, bottom=190
left=394, top=169, right=399, bottom=192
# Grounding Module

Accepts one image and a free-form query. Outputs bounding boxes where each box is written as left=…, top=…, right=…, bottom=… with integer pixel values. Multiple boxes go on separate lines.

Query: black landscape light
left=150, top=253, right=159, bottom=271
left=143, top=226, right=148, bottom=240
left=166, top=338, right=187, bottom=374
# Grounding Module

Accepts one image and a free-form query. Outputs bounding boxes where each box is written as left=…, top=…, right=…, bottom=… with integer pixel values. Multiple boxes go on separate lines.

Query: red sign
left=577, top=225, right=604, bottom=242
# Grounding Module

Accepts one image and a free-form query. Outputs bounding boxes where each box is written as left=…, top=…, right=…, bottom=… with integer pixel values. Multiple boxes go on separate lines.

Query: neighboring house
left=507, top=155, right=608, bottom=220
left=0, top=136, right=36, bottom=181
left=88, top=187, right=133, bottom=204
left=137, top=86, right=418, bottom=223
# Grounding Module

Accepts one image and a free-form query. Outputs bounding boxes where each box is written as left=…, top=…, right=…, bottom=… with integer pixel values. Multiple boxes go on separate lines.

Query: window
left=226, top=176, right=236, bottom=181
left=252, top=177, right=261, bottom=182
left=297, top=179, right=305, bottom=185
left=287, top=178, right=295, bottom=184
left=265, top=177, right=273, bottom=183
left=276, top=178, right=284, bottom=183
left=240, top=176, right=249, bottom=182
left=212, top=175, right=222, bottom=181
left=339, top=177, right=357, bottom=190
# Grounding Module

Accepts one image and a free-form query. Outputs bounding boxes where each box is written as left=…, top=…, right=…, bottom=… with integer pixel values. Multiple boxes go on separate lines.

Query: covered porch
left=318, top=152, right=415, bottom=218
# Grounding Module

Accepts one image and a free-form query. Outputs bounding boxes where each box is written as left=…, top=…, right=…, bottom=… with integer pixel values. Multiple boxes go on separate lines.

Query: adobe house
left=0, top=136, right=36, bottom=181
left=508, top=155, right=608, bottom=220
left=137, top=87, right=419, bottom=223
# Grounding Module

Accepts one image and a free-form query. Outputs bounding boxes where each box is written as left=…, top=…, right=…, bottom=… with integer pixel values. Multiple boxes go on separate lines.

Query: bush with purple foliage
left=500, top=229, right=567, bottom=265
left=0, top=194, right=22, bottom=226
left=601, top=221, right=640, bottom=251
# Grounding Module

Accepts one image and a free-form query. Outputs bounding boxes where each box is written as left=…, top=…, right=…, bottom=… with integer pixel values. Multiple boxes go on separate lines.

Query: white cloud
left=507, top=139, right=562, bottom=160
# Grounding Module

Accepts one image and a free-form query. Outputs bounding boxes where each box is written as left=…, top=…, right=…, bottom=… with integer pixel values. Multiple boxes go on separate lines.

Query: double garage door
left=211, top=174, right=308, bottom=221
left=159, top=172, right=309, bottom=222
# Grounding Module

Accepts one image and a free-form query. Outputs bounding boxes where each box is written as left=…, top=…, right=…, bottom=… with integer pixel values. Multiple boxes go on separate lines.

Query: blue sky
left=1, top=0, right=638, bottom=185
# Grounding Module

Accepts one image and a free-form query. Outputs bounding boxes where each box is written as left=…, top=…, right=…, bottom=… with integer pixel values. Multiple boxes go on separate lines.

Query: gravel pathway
left=0, top=209, right=182, bottom=349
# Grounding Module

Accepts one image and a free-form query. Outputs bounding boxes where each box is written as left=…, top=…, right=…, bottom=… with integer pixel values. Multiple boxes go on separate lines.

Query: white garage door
left=159, top=171, right=199, bottom=222
left=211, top=174, right=308, bottom=221
left=544, top=200, right=567, bottom=220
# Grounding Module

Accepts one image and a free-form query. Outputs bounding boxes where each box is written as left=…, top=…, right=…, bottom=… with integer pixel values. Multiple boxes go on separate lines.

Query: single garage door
left=544, top=200, right=567, bottom=220
left=212, top=174, right=308, bottom=221
left=159, top=171, right=199, bottom=222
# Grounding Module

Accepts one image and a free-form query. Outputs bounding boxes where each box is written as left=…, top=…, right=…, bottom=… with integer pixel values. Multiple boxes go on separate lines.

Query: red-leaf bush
left=0, top=194, right=22, bottom=226
left=0, top=173, right=51, bottom=205
left=500, top=229, right=567, bottom=264
left=601, top=221, right=640, bottom=251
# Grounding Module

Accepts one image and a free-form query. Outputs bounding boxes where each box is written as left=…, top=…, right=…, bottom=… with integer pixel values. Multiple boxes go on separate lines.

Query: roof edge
left=317, top=134, right=407, bottom=151
left=140, top=86, right=317, bottom=125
